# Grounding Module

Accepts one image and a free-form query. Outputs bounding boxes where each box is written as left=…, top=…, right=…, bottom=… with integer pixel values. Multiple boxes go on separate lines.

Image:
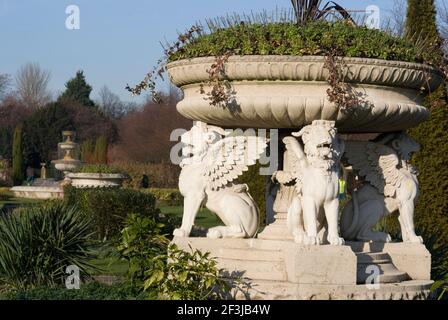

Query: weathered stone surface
left=348, top=242, right=431, bottom=281
left=10, top=186, right=63, bottom=200
left=173, top=237, right=433, bottom=300
left=173, top=237, right=356, bottom=285
left=167, top=56, right=443, bottom=132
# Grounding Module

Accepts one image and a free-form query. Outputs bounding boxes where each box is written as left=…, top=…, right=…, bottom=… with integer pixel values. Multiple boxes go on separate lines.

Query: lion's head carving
left=375, top=132, right=420, bottom=161
left=292, top=120, right=343, bottom=172
left=180, top=122, right=228, bottom=162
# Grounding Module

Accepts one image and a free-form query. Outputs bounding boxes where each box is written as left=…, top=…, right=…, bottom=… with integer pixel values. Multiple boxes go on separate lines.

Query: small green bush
left=144, top=243, right=231, bottom=300
left=112, top=161, right=180, bottom=188
left=117, top=214, right=169, bottom=281
left=0, top=201, right=96, bottom=290
left=64, top=187, right=172, bottom=240
left=75, top=164, right=123, bottom=174
left=0, top=188, right=12, bottom=201
left=169, top=20, right=443, bottom=65
left=3, top=281, right=146, bottom=300
left=143, top=188, right=183, bottom=206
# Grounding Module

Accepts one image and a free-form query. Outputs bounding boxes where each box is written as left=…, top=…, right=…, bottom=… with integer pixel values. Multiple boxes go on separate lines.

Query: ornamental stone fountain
left=52, top=131, right=81, bottom=185
left=167, top=56, right=443, bottom=300
left=11, top=131, right=81, bottom=200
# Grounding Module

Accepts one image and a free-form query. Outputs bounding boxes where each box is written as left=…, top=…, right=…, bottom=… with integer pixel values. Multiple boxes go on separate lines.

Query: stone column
left=258, top=149, right=294, bottom=241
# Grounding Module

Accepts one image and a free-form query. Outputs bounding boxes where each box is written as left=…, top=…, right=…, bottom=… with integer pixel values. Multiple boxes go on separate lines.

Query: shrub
left=75, top=164, right=124, bottom=174
left=0, top=201, right=96, bottom=290
left=3, top=281, right=146, bottom=300
left=111, top=161, right=180, bottom=188
left=117, top=214, right=169, bottom=281
left=0, top=188, right=12, bottom=201
left=144, top=243, right=231, bottom=300
left=237, top=163, right=267, bottom=228
left=116, top=214, right=232, bottom=300
left=64, top=187, right=171, bottom=240
left=168, top=20, right=443, bottom=65
left=143, top=188, right=183, bottom=206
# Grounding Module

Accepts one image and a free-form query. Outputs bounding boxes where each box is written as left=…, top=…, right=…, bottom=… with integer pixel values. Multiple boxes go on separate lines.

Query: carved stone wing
left=204, top=136, right=268, bottom=191
left=344, top=141, right=401, bottom=197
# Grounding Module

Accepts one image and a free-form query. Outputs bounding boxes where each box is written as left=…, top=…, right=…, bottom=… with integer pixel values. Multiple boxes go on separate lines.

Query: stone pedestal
left=173, top=237, right=433, bottom=300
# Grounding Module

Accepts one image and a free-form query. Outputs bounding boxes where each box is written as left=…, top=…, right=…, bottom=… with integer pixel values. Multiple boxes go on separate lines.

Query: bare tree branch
left=0, top=73, right=11, bottom=100
left=388, top=0, right=407, bottom=37
left=15, top=62, right=52, bottom=109
left=438, top=0, right=448, bottom=55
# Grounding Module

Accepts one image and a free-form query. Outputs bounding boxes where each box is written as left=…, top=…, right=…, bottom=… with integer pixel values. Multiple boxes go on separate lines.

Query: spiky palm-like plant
left=0, top=201, right=97, bottom=290
left=290, top=0, right=354, bottom=25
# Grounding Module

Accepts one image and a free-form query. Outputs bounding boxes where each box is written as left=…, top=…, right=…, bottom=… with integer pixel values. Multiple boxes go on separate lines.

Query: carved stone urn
left=167, top=55, right=443, bottom=300
left=167, top=55, right=443, bottom=132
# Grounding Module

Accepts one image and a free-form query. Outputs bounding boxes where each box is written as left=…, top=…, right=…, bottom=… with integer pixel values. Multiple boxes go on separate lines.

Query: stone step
left=356, top=252, right=391, bottom=264
left=356, top=252, right=409, bottom=284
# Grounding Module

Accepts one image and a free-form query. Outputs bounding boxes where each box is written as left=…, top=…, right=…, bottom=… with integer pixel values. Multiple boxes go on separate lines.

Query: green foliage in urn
left=12, top=124, right=24, bottom=185
left=75, top=164, right=123, bottom=174
left=168, top=20, right=444, bottom=66
left=0, top=201, right=96, bottom=290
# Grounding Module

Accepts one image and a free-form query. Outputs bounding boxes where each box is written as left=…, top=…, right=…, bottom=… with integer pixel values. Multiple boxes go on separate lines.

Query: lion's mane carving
left=174, top=122, right=268, bottom=239
left=341, top=132, right=423, bottom=243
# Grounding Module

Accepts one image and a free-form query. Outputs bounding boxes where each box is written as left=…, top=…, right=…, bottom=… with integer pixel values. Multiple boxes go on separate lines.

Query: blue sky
left=1, top=0, right=394, bottom=103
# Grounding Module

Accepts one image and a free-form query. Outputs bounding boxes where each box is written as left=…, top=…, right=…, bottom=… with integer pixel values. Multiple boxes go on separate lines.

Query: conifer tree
left=12, top=124, right=24, bottom=185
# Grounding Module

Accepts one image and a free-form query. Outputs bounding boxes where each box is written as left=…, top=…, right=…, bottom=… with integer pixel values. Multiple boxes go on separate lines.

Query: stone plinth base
left=234, top=279, right=432, bottom=300
left=172, top=237, right=433, bottom=300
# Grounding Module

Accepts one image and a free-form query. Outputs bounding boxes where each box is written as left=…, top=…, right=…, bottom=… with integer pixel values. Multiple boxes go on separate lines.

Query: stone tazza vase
left=167, top=55, right=443, bottom=133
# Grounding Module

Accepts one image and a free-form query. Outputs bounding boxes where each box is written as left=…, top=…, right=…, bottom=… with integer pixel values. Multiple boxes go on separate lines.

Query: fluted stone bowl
left=167, top=55, right=443, bottom=133
left=67, top=173, right=125, bottom=188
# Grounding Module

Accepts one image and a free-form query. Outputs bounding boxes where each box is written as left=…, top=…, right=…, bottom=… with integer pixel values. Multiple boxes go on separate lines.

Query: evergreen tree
left=405, top=0, right=439, bottom=44
left=59, top=71, right=95, bottom=107
left=12, top=124, right=24, bottom=185
left=22, top=103, right=73, bottom=168
left=94, top=135, right=108, bottom=164
left=405, top=0, right=448, bottom=278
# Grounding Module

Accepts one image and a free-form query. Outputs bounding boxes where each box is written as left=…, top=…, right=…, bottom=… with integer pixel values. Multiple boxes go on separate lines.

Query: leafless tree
left=0, top=73, right=11, bottom=100
left=97, top=86, right=137, bottom=119
left=15, top=62, right=52, bottom=109
left=438, top=0, right=448, bottom=55
left=388, top=0, right=407, bottom=37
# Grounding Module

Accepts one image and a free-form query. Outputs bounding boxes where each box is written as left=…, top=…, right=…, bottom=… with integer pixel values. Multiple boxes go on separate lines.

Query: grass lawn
left=159, top=205, right=223, bottom=229
left=88, top=205, right=223, bottom=277
left=89, top=254, right=129, bottom=276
